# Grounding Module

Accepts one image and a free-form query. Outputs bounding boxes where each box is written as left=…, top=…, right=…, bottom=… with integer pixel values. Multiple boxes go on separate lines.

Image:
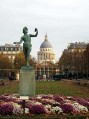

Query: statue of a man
left=14, top=27, right=38, bottom=66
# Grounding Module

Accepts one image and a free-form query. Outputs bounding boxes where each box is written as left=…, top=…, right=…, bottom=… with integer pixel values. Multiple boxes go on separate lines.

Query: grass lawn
left=0, top=80, right=89, bottom=98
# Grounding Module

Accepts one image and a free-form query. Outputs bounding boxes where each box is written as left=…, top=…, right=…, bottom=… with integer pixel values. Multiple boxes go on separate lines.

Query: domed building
left=35, top=34, right=59, bottom=80
left=37, top=34, right=55, bottom=63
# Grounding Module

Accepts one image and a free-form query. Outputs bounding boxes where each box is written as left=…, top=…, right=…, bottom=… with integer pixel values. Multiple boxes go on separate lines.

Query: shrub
left=0, top=103, right=13, bottom=115
left=29, top=104, right=46, bottom=114
left=54, top=95, right=64, bottom=103
left=61, top=104, right=74, bottom=113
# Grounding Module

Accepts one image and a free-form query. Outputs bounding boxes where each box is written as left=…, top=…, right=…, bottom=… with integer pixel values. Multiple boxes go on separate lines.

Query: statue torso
left=22, top=34, right=32, bottom=47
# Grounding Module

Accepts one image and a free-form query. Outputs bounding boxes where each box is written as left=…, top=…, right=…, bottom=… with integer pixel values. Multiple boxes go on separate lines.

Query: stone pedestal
left=19, top=66, right=35, bottom=97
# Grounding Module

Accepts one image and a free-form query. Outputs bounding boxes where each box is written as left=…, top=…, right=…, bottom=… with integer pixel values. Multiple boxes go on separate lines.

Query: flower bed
left=0, top=94, right=89, bottom=117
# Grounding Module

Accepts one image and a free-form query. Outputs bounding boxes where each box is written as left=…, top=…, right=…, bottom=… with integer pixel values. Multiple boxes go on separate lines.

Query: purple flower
left=86, top=98, right=89, bottom=102
left=0, top=103, right=13, bottom=115
left=54, top=95, right=64, bottom=103
left=77, top=98, right=89, bottom=110
left=17, top=100, right=23, bottom=105
left=0, top=96, right=7, bottom=101
left=42, top=95, right=53, bottom=99
left=29, top=105, right=46, bottom=114
left=39, top=99, right=48, bottom=105
left=25, top=102, right=33, bottom=109
left=5, top=98, right=15, bottom=102
left=61, top=104, right=74, bottom=113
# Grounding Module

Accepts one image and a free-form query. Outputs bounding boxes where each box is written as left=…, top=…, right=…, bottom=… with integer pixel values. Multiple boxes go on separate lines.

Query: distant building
left=60, top=42, right=88, bottom=79
left=36, top=34, right=59, bottom=80
left=67, top=42, right=87, bottom=52
left=37, top=34, right=55, bottom=63
left=0, top=44, right=22, bottom=61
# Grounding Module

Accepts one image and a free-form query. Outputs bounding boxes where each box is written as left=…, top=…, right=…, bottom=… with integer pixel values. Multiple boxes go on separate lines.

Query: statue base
left=19, top=66, right=35, bottom=97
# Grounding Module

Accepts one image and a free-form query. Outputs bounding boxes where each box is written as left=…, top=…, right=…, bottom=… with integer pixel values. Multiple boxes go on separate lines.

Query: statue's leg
left=23, top=46, right=28, bottom=66
left=26, top=48, right=31, bottom=66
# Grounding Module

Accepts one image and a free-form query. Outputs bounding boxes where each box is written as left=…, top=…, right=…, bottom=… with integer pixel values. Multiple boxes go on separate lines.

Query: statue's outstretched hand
left=35, top=28, right=38, bottom=32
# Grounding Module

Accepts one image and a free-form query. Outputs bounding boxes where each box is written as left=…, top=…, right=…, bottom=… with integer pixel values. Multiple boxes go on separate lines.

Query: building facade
left=37, top=34, right=55, bottom=63
left=36, top=34, right=59, bottom=80
left=0, top=44, right=23, bottom=79
left=67, top=42, right=87, bottom=52
left=0, top=44, right=23, bottom=61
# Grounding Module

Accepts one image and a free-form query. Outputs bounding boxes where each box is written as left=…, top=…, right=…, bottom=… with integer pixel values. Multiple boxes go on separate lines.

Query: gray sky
left=0, top=0, right=89, bottom=61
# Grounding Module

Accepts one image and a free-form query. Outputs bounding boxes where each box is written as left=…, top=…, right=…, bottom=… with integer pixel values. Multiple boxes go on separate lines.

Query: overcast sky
left=0, top=0, right=89, bottom=61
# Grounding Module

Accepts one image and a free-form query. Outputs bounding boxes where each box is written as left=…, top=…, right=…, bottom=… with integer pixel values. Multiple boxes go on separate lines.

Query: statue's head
left=23, top=27, right=28, bottom=33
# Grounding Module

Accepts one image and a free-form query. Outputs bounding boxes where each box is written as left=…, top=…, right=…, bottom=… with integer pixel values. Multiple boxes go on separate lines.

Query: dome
left=40, top=34, right=52, bottom=48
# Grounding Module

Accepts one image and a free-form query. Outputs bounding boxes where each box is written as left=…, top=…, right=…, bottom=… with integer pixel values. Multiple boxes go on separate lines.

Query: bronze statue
left=14, top=27, right=38, bottom=66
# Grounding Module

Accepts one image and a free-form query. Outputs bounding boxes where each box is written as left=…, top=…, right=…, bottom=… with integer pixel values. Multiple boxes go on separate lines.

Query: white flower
left=12, top=102, right=21, bottom=108
left=48, top=99, right=56, bottom=104
left=25, top=108, right=29, bottom=114
left=12, top=102, right=23, bottom=114
left=73, top=102, right=79, bottom=108
left=35, top=102, right=42, bottom=105
left=45, top=104, right=52, bottom=110
left=52, top=106, right=63, bottom=114
left=67, top=96, right=73, bottom=99
left=55, top=102, right=60, bottom=105
left=13, top=106, right=23, bottom=114
left=73, top=102, right=88, bottom=112
left=36, top=95, right=42, bottom=99
left=78, top=105, right=88, bottom=112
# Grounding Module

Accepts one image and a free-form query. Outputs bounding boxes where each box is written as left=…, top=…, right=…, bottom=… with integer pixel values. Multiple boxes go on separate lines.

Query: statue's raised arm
left=30, top=28, right=38, bottom=37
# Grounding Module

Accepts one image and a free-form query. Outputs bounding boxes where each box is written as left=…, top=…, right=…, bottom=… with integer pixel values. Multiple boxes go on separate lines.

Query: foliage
left=29, top=57, right=37, bottom=68
left=58, top=43, right=89, bottom=79
left=14, top=51, right=36, bottom=69
left=14, top=51, right=25, bottom=69
left=0, top=54, right=12, bottom=69
left=58, top=50, right=83, bottom=73
left=83, top=44, right=89, bottom=73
